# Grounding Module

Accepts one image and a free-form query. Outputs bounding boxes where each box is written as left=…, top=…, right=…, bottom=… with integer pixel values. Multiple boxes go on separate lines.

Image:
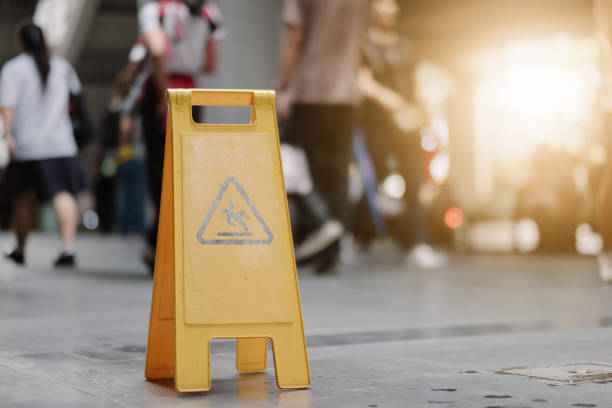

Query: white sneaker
left=339, top=234, right=368, bottom=266
left=407, top=243, right=448, bottom=269
left=294, top=220, right=344, bottom=262
left=597, top=252, right=612, bottom=283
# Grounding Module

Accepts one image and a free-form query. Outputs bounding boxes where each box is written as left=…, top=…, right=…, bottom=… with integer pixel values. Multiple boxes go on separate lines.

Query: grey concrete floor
left=1, top=232, right=612, bottom=407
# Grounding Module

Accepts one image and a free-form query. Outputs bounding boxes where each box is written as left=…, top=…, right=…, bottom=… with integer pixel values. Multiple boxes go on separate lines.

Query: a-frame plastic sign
left=145, top=89, right=310, bottom=392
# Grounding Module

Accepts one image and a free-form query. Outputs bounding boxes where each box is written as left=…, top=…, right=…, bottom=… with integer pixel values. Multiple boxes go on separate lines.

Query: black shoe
left=312, top=241, right=340, bottom=275
left=5, top=249, right=24, bottom=265
left=142, top=250, right=155, bottom=277
left=54, top=252, right=75, bottom=268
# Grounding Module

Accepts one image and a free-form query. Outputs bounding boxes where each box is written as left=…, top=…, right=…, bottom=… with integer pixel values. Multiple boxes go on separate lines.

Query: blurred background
left=3, top=1, right=612, bottom=405
left=0, top=0, right=607, bottom=255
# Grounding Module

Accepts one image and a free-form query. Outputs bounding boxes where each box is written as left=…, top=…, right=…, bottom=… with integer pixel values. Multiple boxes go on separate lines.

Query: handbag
left=69, top=93, right=94, bottom=149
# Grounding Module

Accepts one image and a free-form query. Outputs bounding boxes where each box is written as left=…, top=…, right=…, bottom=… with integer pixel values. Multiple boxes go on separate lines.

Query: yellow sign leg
left=271, top=325, right=310, bottom=388
left=175, top=327, right=212, bottom=392
left=236, top=338, right=268, bottom=373
left=145, top=110, right=176, bottom=380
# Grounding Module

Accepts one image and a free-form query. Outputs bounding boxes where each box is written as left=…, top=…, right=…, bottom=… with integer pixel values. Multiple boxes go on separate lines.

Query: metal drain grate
left=489, top=362, right=612, bottom=384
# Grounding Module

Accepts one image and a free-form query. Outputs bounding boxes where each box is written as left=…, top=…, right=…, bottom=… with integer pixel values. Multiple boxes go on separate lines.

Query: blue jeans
left=116, top=159, right=146, bottom=235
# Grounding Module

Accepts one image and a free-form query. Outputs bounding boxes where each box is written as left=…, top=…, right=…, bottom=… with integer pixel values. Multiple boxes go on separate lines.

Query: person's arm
left=203, top=38, right=218, bottom=73
left=358, top=65, right=404, bottom=112
left=278, top=25, right=303, bottom=92
left=276, top=0, right=304, bottom=117
left=1, top=106, right=17, bottom=156
left=138, top=2, right=167, bottom=104
left=144, top=28, right=167, bottom=96
left=123, top=59, right=145, bottom=88
left=116, top=60, right=145, bottom=147
left=276, top=25, right=303, bottom=118
left=201, top=1, right=225, bottom=73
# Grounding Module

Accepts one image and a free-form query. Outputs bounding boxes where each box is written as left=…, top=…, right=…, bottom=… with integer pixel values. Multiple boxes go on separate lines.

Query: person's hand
left=392, top=102, right=426, bottom=133
left=157, top=96, right=168, bottom=118
left=115, top=144, right=134, bottom=166
left=6, top=133, right=17, bottom=156
left=382, top=90, right=404, bottom=112
left=276, top=89, right=292, bottom=119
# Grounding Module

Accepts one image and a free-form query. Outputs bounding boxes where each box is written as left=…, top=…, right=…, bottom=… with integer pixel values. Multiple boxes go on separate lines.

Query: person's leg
left=141, top=84, right=166, bottom=270
left=116, top=162, right=128, bottom=235
left=144, top=127, right=165, bottom=253
left=13, top=189, right=37, bottom=253
left=4, top=162, right=36, bottom=263
left=52, top=191, right=78, bottom=252
left=298, top=105, right=354, bottom=271
left=303, top=105, right=354, bottom=226
left=596, top=149, right=612, bottom=282
left=396, top=133, right=423, bottom=249
left=597, top=151, right=612, bottom=248
left=293, top=188, right=344, bottom=263
left=117, top=159, right=142, bottom=234
left=129, top=159, right=147, bottom=234
left=353, top=127, right=387, bottom=238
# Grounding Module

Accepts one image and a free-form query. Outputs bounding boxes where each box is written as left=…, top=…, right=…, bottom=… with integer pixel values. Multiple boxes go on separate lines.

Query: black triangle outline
left=196, top=177, right=273, bottom=245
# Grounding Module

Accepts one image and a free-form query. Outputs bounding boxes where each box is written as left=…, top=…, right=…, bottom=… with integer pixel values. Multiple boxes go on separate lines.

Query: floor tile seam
left=304, top=317, right=612, bottom=349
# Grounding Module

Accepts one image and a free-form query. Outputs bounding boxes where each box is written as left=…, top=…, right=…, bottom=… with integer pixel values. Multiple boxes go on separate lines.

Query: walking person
left=595, top=0, right=612, bottom=282
left=277, top=0, right=368, bottom=273
left=0, top=22, right=87, bottom=267
left=356, top=0, right=447, bottom=268
left=125, top=0, right=224, bottom=272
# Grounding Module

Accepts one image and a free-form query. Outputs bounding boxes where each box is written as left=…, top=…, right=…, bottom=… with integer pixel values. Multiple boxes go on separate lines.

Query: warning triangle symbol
left=197, top=177, right=273, bottom=245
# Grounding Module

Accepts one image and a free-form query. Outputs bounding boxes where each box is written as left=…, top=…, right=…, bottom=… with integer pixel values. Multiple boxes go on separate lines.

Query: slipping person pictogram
left=197, top=177, right=273, bottom=244
left=222, top=199, right=250, bottom=232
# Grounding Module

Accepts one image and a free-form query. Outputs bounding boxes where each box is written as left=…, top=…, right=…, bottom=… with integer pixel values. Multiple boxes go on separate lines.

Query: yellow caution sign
left=145, top=89, right=310, bottom=392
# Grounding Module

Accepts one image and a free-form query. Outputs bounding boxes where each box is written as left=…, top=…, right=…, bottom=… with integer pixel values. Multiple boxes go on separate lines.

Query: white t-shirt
left=0, top=53, right=80, bottom=161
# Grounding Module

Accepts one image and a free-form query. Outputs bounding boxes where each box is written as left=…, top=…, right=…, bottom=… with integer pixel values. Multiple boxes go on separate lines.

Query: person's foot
left=142, top=249, right=155, bottom=276
left=407, top=243, right=448, bottom=269
left=54, top=252, right=75, bottom=268
left=312, top=241, right=341, bottom=275
left=294, top=220, right=344, bottom=262
left=339, top=234, right=369, bottom=266
left=4, top=249, right=24, bottom=265
left=597, top=252, right=612, bottom=283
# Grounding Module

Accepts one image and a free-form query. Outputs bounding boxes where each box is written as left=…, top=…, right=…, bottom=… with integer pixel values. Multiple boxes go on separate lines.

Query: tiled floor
left=1, top=233, right=611, bottom=407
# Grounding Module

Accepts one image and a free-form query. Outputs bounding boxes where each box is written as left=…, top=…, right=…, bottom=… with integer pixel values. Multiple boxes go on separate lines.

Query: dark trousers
left=141, top=86, right=201, bottom=250
left=117, top=159, right=146, bottom=235
left=141, top=102, right=165, bottom=250
left=291, top=103, right=355, bottom=229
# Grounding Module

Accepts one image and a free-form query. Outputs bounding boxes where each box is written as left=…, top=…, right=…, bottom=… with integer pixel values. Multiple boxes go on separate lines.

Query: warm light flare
left=444, top=206, right=464, bottom=229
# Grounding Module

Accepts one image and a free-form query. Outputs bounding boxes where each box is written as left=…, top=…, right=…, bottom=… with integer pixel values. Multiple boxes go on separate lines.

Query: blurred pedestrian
left=356, top=0, right=446, bottom=268
left=96, top=69, right=146, bottom=235
left=128, top=0, right=224, bottom=272
left=594, top=0, right=612, bottom=282
left=0, top=22, right=87, bottom=267
left=277, top=0, right=368, bottom=273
